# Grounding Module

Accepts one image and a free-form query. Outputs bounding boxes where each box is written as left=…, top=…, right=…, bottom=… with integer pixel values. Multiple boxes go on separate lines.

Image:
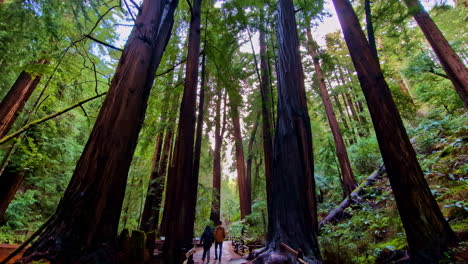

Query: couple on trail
left=199, top=221, right=226, bottom=263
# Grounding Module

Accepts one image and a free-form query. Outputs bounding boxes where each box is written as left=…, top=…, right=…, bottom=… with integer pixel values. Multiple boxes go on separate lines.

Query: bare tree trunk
left=139, top=113, right=167, bottom=232
left=251, top=0, right=320, bottom=262
left=259, top=28, right=273, bottom=204
left=192, top=49, right=207, bottom=217
left=209, top=89, right=225, bottom=225
left=404, top=0, right=468, bottom=107
left=306, top=26, right=357, bottom=198
left=332, top=0, right=457, bottom=262
left=163, top=0, right=202, bottom=261
left=0, top=59, right=48, bottom=138
left=364, top=0, right=378, bottom=60
left=246, top=115, right=259, bottom=214
left=231, top=103, right=250, bottom=219
left=0, top=167, right=25, bottom=224
left=19, top=1, right=178, bottom=263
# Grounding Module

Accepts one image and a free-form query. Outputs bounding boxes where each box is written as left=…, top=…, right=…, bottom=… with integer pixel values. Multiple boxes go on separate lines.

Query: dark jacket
left=200, top=228, right=214, bottom=247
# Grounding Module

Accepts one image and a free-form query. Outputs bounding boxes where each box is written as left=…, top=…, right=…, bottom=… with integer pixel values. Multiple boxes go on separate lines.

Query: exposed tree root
left=249, top=247, right=321, bottom=264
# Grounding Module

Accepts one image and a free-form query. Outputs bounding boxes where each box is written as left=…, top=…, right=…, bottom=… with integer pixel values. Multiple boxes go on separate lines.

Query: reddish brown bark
left=251, top=0, right=320, bottom=262
left=209, top=89, right=225, bottom=225
left=259, top=29, right=273, bottom=204
left=231, top=103, right=250, bottom=219
left=306, top=27, right=357, bottom=198
left=332, top=0, right=457, bottom=262
left=0, top=168, right=25, bottom=223
left=162, top=0, right=202, bottom=261
left=0, top=59, right=48, bottom=139
left=245, top=115, right=259, bottom=214
left=404, top=0, right=468, bottom=107
left=159, top=67, right=186, bottom=237
left=19, top=1, right=178, bottom=263
left=139, top=120, right=166, bottom=232
left=192, top=50, right=207, bottom=215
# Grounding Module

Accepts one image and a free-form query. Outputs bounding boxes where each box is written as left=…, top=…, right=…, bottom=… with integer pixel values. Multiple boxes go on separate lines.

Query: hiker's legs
left=214, top=242, right=220, bottom=259
left=218, top=242, right=223, bottom=259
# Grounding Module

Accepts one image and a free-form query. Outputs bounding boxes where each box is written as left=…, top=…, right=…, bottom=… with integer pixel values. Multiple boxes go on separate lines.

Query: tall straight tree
left=162, top=0, right=203, bottom=261
left=403, top=0, right=468, bottom=107
left=305, top=25, right=357, bottom=197
left=230, top=99, right=250, bottom=218
left=259, top=26, right=273, bottom=203
left=252, top=0, right=320, bottom=262
left=209, top=88, right=226, bottom=224
left=19, top=0, right=179, bottom=262
left=140, top=91, right=172, bottom=232
left=332, top=0, right=457, bottom=262
left=0, top=59, right=48, bottom=138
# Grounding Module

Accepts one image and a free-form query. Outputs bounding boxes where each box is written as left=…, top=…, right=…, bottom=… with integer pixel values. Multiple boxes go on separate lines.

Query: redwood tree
left=404, top=0, right=468, bottom=107
left=251, top=0, right=320, bottom=262
left=259, top=28, right=273, bottom=203
left=209, top=88, right=226, bottom=225
left=0, top=59, right=48, bottom=139
left=19, top=0, right=179, bottom=262
left=231, top=101, right=250, bottom=218
left=305, top=26, right=357, bottom=197
left=162, top=0, right=203, bottom=261
left=332, top=0, right=457, bottom=262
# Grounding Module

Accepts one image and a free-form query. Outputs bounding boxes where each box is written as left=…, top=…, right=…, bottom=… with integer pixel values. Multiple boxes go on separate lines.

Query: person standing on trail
left=199, top=225, right=214, bottom=263
left=214, top=221, right=226, bottom=261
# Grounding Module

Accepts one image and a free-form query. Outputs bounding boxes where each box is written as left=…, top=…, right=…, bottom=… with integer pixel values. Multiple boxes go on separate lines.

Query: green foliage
left=348, top=136, right=382, bottom=177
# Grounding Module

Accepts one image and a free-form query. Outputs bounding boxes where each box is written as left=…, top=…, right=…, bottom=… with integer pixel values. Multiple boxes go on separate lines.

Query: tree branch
left=0, top=93, right=107, bottom=145
left=85, top=35, right=124, bottom=52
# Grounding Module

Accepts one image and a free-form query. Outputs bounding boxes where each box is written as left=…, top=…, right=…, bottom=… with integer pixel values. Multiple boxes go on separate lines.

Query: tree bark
left=0, top=59, right=48, bottom=139
left=0, top=167, right=25, bottom=224
left=19, top=1, right=178, bottom=263
left=246, top=115, right=259, bottom=214
left=140, top=104, right=169, bottom=232
left=251, top=0, right=320, bottom=262
left=192, top=49, right=207, bottom=218
left=364, top=0, right=378, bottom=60
left=162, top=0, right=202, bottom=261
left=332, top=0, right=458, bottom=262
left=209, top=89, right=225, bottom=225
left=404, top=0, right=468, bottom=107
left=305, top=27, right=357, bottom=198
left=259, top=28, right=273, bottom=205
left=231, top=103, right=250, bottom=219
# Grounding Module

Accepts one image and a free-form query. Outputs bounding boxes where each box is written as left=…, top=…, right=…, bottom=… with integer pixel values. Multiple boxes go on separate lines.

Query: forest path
left=192, top=241, right=247, bottom=264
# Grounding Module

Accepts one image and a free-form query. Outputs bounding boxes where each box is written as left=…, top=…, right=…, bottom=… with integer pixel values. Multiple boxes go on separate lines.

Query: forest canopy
left=0, top=0, right=466, bottom=263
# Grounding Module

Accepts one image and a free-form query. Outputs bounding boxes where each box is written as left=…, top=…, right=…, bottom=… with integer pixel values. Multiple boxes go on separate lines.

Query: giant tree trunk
left=0, top=59, right=48, bottom=138
left=306, top=27, right=357, bottom=198
left=162, top=0, right=202, bottom=261
left=246, top=116, right=259, bottom=213
left=251, top=0, right=320, bottom=262
left=139, top=102, right=169, bottom=232
left=19, top=1, right=178, bottom=263
left=209, top=89, right=224, bottom=225
left=231, top=103, right=250, bottom=219
left=0, top=167, right=25, bottom=223
left=192, top=49, right=207, bottom=218
left=332, top=0, right=458, bottom=262
left=404, top=0, right=468, bottom=107
left=259, top=28, right=273, bottom=204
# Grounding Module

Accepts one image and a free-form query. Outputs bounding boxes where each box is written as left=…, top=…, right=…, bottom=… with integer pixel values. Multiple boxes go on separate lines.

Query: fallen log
left=319, top=164, right=385, bottom=229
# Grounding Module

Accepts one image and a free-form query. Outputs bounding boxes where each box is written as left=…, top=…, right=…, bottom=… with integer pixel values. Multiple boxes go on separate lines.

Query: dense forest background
left=0, top=0, right=466, bottom=263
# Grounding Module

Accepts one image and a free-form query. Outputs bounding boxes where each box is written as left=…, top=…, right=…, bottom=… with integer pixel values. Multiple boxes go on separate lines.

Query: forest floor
left=318, top=114, right=468, bottom=263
